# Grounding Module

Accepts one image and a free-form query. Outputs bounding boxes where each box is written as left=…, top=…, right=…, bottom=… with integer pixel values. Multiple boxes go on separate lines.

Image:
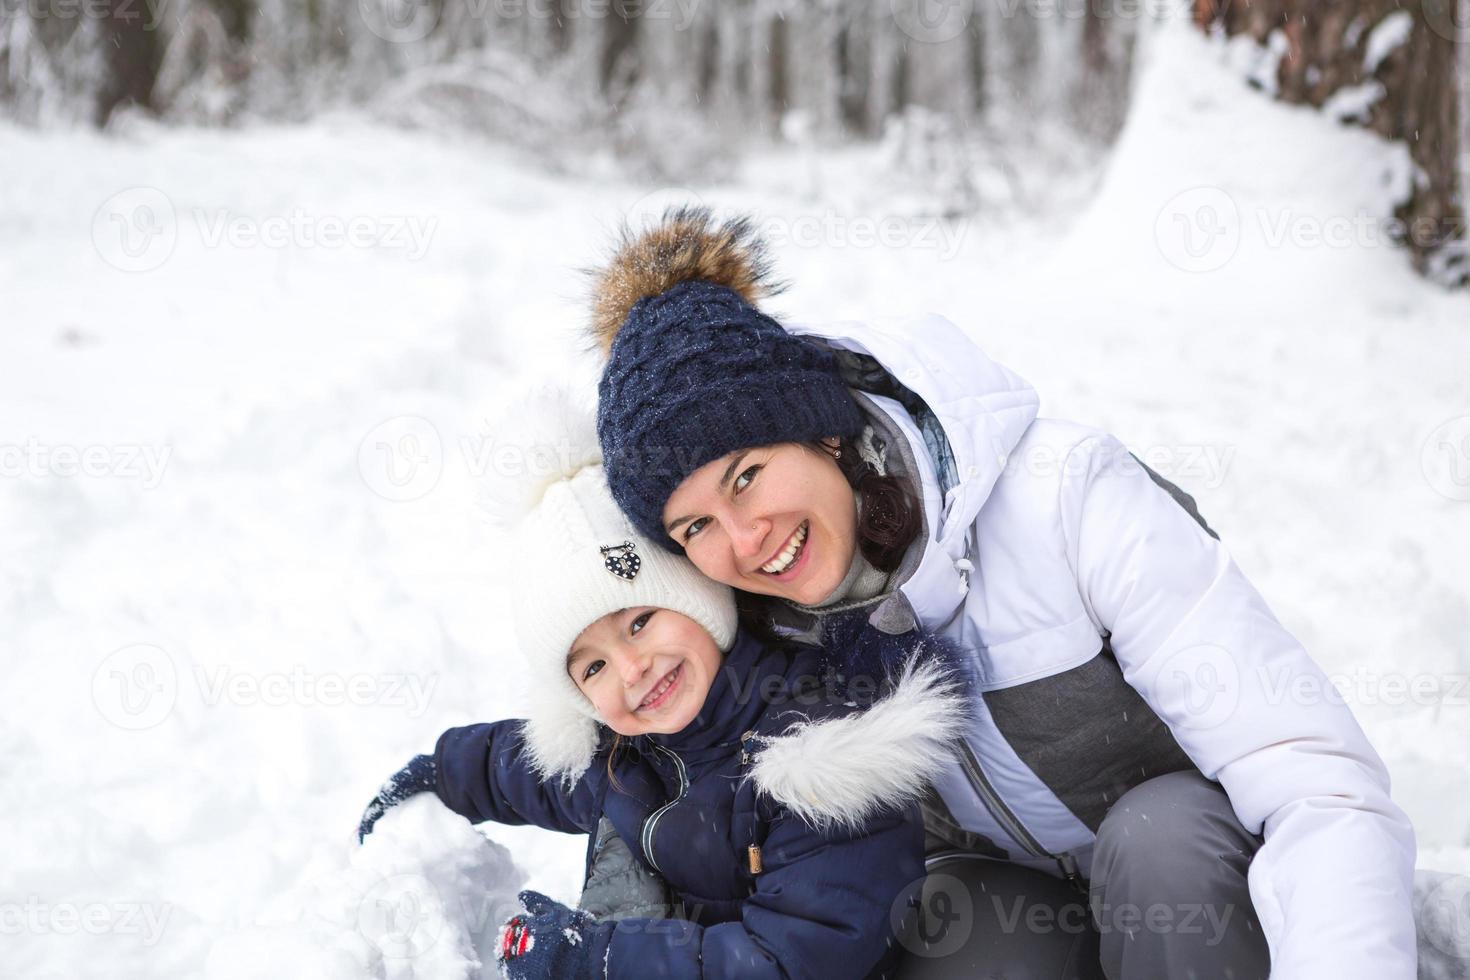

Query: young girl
left=356, top=410, right=967, bottom=980
left=583, top=207, right=1420, bottom=978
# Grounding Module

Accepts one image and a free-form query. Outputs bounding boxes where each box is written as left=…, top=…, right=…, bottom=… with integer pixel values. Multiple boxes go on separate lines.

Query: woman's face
left=567, top=608, right=724, bottom=737
left=661, top=442, right=858, bottom=605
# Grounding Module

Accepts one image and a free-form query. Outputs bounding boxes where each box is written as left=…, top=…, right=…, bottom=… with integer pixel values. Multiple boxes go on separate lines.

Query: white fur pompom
left=474, top=383, right=603, bottom=529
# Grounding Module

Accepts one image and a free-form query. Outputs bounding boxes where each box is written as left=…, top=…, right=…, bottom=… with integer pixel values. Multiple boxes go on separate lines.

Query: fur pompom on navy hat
left=589, top=205, right=864, bottom=549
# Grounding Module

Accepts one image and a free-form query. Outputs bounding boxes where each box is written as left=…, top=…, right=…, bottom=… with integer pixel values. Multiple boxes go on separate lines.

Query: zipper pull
left=747, top=844, right=763, bottom=875
left=740, top=729, right=756, bottom=765
left=1057, top=853, right=1087, bottom=895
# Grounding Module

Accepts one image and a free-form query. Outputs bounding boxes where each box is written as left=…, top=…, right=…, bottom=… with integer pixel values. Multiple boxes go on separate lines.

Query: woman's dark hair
left=828, top=436, right=921, bottom=573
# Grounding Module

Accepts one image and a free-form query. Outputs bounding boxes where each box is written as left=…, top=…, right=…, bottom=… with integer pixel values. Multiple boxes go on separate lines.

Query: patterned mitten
left=497, top=890, right=615, bottom=979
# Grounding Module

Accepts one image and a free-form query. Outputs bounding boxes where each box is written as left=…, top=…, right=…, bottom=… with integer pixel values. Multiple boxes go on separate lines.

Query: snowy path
left=3, top=24, right=1468, bottom=979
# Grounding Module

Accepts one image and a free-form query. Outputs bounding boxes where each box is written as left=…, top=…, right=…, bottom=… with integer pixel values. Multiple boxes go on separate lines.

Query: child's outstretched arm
left=496, top=802, right=927, bottom=980
left=356, top=720, right=603, bottom=843
left=433, top=720, right=604, bottom=834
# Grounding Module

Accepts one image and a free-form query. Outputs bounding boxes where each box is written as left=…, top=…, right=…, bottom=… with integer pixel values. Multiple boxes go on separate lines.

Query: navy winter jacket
left=433, top=630, right=966, bottom=979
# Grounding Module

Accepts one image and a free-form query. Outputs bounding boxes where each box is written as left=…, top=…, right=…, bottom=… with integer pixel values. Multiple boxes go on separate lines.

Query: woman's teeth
left=761, top=521, right=808, bottom=575
left=639, top=664, right=681, bottom=709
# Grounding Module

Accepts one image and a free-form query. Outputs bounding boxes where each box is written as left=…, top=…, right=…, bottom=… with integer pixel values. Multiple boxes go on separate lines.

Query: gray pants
left=893, top=771, right=1271, bottom=979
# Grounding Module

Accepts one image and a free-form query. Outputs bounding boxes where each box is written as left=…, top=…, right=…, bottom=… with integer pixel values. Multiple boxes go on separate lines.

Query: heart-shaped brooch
left=600, top=541, right=641, bottom=580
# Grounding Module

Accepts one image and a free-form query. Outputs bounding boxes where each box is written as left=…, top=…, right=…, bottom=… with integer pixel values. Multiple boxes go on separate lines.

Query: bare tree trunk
left=95, top=0, right=161, bottom=124
left=1195, top=0, right=1466, bottom=284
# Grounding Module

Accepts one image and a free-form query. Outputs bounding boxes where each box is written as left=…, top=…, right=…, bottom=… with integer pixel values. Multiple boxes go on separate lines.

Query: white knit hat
left=487, top=389, right=738, bottom=786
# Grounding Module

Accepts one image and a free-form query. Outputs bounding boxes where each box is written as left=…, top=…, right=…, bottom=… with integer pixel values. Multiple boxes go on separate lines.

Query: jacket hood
left=785, top=313, right=1040, bottom=626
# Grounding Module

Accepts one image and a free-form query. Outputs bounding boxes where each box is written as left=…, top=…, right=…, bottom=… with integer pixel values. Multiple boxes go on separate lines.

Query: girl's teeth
left=641, top=667, right=678, bottom=708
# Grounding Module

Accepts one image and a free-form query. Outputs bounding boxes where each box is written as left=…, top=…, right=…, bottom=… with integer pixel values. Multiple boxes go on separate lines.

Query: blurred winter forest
left=3, top=0, right=1468, bottom=280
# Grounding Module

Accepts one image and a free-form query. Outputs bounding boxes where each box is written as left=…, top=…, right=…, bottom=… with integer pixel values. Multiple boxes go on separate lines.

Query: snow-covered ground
left=3, top=20, right=1468, bottom=979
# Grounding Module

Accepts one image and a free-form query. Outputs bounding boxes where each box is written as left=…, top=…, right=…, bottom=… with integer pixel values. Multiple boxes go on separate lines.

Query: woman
left=583, top=206, right=1418, bottom=978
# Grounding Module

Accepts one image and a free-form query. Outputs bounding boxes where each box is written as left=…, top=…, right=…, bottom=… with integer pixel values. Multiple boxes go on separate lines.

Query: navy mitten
left=497, top=890, right=615, bottom=979
left=356, top=753, right=438, bottom=843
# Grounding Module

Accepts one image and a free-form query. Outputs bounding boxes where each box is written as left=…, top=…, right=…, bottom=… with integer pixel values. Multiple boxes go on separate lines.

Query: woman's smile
left=663, top=444, right=858, bottom=605
left=758, top=520, right=810, bottom=577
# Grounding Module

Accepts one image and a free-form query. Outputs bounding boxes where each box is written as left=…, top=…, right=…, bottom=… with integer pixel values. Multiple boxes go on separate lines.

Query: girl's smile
left=636, top=662, right=683, bottom=711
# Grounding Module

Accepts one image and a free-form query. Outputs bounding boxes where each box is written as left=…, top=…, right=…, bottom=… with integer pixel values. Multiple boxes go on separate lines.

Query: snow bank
left=203, top=796, right=523, bottom=980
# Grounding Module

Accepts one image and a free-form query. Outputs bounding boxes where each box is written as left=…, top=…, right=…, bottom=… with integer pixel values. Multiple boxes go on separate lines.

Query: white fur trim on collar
left=746, top=655, right=968, bottom=833
left=519, top=685, right=603, bottom=788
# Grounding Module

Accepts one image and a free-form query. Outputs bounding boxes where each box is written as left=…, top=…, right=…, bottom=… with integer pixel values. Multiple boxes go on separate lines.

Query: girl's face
left=661, top=442, right=858, bottom=605
left=567, top=608, right=724, bottom=737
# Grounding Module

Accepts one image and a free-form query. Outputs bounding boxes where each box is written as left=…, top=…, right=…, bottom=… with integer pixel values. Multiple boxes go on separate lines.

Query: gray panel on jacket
left=982, top=644, right=1200, bottom=832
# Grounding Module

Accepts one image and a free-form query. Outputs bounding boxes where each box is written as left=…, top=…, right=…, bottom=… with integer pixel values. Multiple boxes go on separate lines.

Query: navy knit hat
left=589, top=206, right=864, bottom=550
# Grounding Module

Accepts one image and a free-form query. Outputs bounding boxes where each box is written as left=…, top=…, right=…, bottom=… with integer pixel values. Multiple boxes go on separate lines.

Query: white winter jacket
left=787, top=312, right=1418, bottom=979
